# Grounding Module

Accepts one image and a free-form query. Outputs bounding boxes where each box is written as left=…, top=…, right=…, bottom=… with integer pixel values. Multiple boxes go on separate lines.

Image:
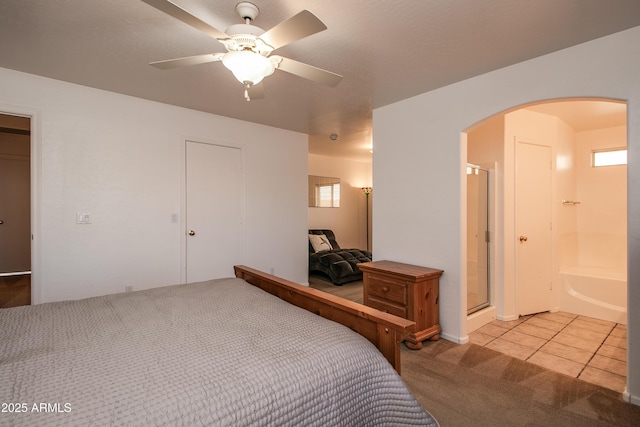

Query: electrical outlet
left=125, top=285, right=134, bottom=293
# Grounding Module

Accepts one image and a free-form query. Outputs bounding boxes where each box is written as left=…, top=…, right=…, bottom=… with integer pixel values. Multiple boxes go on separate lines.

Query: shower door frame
left=467, top=164, right=491, bottom=315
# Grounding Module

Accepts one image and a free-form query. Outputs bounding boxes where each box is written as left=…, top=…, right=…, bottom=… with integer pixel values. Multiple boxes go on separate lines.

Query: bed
left=0, top=266, right=437, bottom=426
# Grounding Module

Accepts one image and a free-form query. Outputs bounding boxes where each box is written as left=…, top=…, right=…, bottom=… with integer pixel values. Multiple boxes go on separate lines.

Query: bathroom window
left=592, top=148, right=627, bottom=167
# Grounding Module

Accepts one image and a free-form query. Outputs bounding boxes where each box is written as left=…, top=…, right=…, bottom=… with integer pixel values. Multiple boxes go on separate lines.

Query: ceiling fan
left=141, top=0, right=343, bottom=101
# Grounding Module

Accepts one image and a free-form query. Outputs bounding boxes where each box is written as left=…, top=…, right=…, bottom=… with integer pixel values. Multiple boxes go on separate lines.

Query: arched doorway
left=466, top=98, right=627, bottom=325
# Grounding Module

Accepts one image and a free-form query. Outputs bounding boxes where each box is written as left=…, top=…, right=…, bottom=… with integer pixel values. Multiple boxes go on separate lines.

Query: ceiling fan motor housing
left=225, top=3, right=269, bottom=53
left=223, top=24, right=273, bottom=55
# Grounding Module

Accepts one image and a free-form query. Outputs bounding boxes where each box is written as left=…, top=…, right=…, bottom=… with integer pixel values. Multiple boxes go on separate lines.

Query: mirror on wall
left=308, top=175, right=340, bottom=207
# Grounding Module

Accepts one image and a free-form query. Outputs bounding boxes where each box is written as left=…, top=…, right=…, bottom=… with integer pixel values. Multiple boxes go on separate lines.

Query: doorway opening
left=466, top=98, right=627, bottom=327
left=464, top=98, right=628, bottom=392
left=0, top=113, right=31, bottom=307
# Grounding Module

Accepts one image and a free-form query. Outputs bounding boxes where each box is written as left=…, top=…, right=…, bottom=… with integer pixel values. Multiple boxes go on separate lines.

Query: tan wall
left=575, top=126, right=627, bottom=270
left=308, top=153, right=372, bottom=251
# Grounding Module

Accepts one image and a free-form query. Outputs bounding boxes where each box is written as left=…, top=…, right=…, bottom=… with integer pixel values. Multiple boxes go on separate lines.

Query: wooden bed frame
left=234, top=265, right=415, bottom=373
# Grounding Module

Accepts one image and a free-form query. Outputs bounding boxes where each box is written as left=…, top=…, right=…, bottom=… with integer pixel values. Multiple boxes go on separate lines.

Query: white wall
left=556, top=116, right=579, bottom=269
left=373, top=26, right=640, bottom=403
left=0, top=67, right=308, bottom=303
left=308, top=153, right=372, bottom=250
left=576, top=126, right=627, bottom=270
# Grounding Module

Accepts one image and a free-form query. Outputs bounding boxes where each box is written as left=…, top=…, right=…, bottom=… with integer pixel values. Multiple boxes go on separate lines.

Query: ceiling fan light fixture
left=144, top=0, right=342, bottom=100
left=221, top=50, right=275, bottom=85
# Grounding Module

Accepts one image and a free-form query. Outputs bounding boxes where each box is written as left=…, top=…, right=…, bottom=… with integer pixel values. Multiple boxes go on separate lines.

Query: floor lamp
left=361, top=187, right=372, bottom=251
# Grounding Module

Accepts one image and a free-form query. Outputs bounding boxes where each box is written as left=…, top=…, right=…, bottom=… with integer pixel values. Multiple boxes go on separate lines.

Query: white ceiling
left=1, top=1, right=638, bottom=161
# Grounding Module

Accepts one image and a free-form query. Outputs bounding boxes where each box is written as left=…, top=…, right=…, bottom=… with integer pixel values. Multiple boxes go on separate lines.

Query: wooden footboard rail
left=234, top=265, right=415, bottom=374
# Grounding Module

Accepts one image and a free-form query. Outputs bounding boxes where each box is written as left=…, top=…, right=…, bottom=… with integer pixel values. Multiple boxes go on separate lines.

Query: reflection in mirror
left=308, top=175, right=340, bottom=207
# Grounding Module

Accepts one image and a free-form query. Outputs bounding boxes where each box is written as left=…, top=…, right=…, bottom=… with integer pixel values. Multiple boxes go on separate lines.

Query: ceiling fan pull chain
left=244, top=82, right=251, bottom=101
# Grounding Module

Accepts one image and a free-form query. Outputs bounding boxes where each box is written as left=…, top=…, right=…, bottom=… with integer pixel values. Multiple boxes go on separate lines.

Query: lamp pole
left=361, top=187, right=372, bottom=251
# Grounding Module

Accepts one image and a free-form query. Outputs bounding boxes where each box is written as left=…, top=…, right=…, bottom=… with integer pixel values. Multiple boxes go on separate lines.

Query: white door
left=516, top=141, right=552, bottom=315
left=185, top=141, right=243, bottom=282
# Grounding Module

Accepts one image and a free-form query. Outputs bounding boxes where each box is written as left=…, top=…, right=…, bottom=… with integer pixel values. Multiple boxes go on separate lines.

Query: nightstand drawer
left=366, top=297, right=407, bottom=318
left=366, top=274, right=407, bottom=304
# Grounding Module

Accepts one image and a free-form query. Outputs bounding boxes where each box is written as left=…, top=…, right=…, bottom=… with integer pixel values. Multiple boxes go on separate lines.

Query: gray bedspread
left=0, top=277, right=437, bottom=426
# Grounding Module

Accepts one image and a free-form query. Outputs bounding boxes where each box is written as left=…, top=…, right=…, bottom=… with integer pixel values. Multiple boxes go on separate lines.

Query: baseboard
left=441, top=331, right=469, bottom=344
left=467, top=306, right=497, bottom=333
left=623, top=389, right=640, bottom=406
left=496, top=313, right=519, bottom=322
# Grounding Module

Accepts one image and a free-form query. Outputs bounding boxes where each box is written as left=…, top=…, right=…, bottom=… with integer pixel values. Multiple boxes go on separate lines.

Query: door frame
left=179, top=137, right=246, bottom=284
left=0, top=103, right=41, bottom=304
left=466, top=164, right=491, bottom=315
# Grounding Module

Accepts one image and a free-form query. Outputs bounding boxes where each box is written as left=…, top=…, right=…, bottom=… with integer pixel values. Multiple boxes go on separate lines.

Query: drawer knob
left=382, top=286, right=389, bottom=293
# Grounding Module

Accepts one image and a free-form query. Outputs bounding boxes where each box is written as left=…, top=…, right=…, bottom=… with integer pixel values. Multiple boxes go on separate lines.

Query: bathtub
left=559, top=266, right=627, bottom=324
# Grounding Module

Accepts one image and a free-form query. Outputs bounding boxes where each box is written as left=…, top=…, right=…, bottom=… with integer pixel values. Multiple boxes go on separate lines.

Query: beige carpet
left=401, top=339, right=640, bottom=426
left=308, top=275, right=640, bottom=426
left=308, top=273, right=363, bottom=303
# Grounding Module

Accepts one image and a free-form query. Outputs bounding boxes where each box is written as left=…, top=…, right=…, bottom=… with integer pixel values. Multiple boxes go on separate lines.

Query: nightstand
left=359, top=260, right=443, bottom=350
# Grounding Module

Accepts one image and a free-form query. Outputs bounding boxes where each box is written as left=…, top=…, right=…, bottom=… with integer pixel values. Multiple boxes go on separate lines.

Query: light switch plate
left=76, top=212, right=91, bottom=224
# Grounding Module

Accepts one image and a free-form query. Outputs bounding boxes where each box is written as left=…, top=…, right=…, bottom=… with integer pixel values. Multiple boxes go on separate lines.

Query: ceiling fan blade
left=141, top=0, right=228, bottom=40
left=259, top=10, right=327, bottom=50
left=277, top=57, right=342, bottom=87
left=150, top=53, right=224, bottom=69
left=247, top=83, right=265, bottom=100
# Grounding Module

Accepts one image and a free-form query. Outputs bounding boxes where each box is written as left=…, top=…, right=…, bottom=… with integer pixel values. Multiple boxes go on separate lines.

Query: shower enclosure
left=467, top=164, right=490, bottom=314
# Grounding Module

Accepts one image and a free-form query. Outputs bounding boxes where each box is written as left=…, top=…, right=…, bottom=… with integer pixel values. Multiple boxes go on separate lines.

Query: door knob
left=0, top=219, right=3, bottom=225
left=519, top=235, right=528, bottom=242
left=188, top=230, right=196, bottom=236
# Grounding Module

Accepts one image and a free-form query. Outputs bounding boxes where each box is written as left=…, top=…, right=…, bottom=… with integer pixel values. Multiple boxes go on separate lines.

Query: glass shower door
left=467, top=165, right=490, bottom=314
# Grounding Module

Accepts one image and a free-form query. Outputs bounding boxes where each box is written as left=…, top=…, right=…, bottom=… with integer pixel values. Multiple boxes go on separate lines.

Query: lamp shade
left=222, top=51, right=275, bottom=85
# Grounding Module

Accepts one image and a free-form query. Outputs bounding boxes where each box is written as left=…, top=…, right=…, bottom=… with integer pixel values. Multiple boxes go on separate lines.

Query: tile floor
left=470, top=311, right=627, bottom=393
